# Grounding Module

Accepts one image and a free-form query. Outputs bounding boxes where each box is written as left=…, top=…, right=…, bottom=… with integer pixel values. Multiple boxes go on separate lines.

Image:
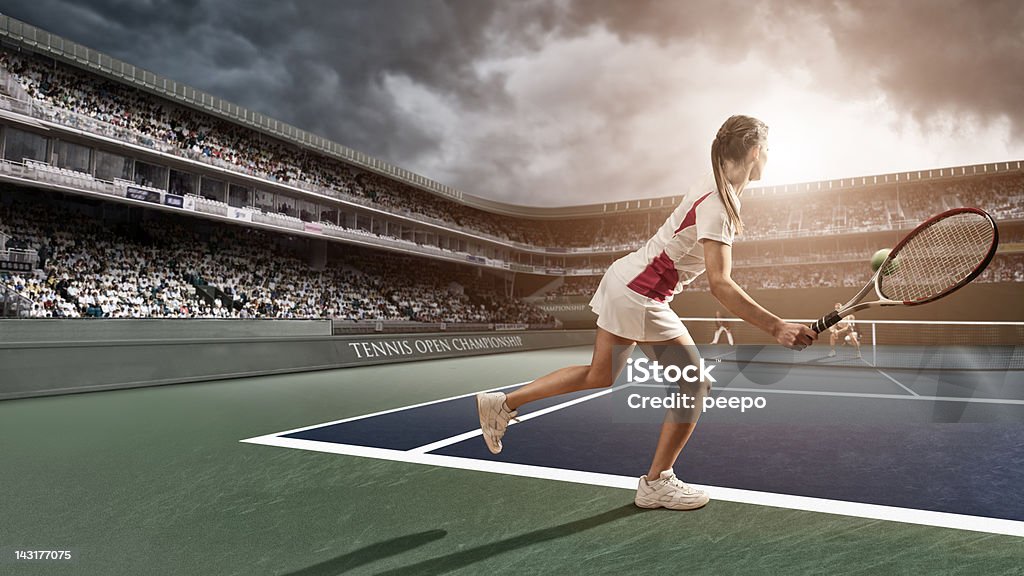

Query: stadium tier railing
left=0, top=157, right=531, bottom=271
left=0, top=280, right=33, bottom=317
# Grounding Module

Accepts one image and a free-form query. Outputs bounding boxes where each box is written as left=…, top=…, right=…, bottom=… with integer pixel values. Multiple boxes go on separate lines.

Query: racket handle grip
left=811, top=311, right=842, bottom=333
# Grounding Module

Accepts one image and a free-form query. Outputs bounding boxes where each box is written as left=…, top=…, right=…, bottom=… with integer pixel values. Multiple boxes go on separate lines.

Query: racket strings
left=879, top=212, right=994, bottom=302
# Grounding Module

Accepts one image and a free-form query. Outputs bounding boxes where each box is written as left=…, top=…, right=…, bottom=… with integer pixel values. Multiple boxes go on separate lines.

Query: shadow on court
left=377, top=504, right=648, bottom=576
left=282, top=530, right=447, bottom=576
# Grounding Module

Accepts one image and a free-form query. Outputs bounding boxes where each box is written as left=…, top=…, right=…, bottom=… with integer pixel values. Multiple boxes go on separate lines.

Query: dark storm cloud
left=0, top=0, right=510, bottom=163
left=0, top=0, right=1020, bottom=205
left=821, top=0, right=1024, bottom=128
left=553, top=0, right=1023, bottom=124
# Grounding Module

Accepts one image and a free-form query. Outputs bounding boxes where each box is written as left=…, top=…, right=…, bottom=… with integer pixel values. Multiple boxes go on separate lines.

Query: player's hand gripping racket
left=810, top=207, right=999, bottom=333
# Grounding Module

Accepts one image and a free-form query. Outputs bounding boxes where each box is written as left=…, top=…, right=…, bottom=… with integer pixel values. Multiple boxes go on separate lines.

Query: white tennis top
left=608, top=174, right=738, bottom=304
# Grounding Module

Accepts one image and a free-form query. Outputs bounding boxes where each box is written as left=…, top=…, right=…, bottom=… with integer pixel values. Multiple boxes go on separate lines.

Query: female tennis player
left=477, top=115, right=817, bottom=510
left=710, top=310, right=734, bottom=345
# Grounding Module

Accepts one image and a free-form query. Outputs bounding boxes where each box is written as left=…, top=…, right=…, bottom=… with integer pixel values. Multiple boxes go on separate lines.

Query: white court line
left=874, top=367, right=919, bottom=396
left=260, top=380, right=531, bottom=438
left=239, top=434, right=1024, bottom=538
left=709, top=349, right=737, bottom=361
left=409, top=386, right=624, bottom=454
left=629, top=384, right=1024, bottom=405
left=859, top=356, right=919, bottom=396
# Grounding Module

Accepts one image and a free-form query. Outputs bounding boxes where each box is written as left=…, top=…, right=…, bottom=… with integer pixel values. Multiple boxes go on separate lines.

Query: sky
left=0, top=0, right=1021, bottom=206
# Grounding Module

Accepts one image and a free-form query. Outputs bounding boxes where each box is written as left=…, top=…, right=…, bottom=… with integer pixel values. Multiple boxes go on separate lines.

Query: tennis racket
left=810, top=207, right=999, bottom=333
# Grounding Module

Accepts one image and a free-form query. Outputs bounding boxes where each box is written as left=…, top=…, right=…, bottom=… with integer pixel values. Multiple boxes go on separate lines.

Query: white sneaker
left=827, top=350, right=836, bottom=358
left=476, top=392, right=518, bottom=454
left=635, top=469, right=709, bottom=510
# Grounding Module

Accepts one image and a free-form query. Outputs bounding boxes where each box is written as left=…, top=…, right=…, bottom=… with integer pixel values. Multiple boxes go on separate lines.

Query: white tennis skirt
left=588, top=271, right=690, bottom=343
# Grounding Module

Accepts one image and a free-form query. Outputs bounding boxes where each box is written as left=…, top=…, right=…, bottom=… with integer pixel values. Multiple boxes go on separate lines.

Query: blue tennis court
left=244, top=345, right=1024, bottom=535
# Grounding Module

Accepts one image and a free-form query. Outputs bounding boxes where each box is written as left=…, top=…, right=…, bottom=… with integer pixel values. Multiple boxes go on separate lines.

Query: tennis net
left=683, top=317, right=1024, bottom=371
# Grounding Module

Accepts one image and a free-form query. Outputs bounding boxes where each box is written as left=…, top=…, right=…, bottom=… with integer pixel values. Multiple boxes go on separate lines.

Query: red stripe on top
left=625, top=191, right=715, bottom=302
left=674, top=191, right=715, bottom=234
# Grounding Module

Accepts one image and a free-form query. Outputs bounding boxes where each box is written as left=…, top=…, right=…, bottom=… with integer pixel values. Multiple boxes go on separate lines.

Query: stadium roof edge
left=0, top=14, right=1020, bottom=220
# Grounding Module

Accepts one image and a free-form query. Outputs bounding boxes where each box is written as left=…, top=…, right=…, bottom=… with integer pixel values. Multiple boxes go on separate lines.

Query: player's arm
left=702, top=239, right=816, bottom=349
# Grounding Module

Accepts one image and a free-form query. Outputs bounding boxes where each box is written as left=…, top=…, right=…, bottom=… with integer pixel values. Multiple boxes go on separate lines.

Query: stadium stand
left=0, top=189, right=553, bottom=322
left=4, top=45, right=1020, bottom=252
left=0, top=41, right=1020, bottom=326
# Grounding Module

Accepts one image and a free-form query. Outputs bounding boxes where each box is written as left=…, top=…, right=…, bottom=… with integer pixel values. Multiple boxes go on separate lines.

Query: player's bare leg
left=504, top=327, right=634, bottom=409
left=638, top=336, right=709, bottom=478
left=479, top=328, right=634, bottom=454
left=633, top=335, right=710, bottom=510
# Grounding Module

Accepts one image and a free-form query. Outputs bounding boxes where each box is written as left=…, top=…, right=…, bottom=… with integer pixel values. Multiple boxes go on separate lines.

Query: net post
left=872, top=322, right=877, bottom=366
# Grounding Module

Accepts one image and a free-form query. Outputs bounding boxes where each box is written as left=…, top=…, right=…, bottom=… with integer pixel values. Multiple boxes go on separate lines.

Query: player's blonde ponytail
left=710, top=115, right=768, bottom=236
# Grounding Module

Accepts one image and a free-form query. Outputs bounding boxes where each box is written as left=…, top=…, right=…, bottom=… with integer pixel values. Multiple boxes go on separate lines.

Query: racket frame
left=811, top=207, right=999, bottom=333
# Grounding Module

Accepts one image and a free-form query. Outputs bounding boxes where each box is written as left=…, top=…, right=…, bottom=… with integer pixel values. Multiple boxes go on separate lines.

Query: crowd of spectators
left=543, top=249, right=1023, bottom=298
left=2, top=187, right=1020, bottom=320
left=1, top=45, right=1023, bottom=311
left=683, top=254, right=1022, bottom=292
left=0, top=191, right=554, bottom=322
left=3, top=46, right=1022, bottom=254
left=545, top=276, right=602, bottom=298
left=529, top=173, right=1024, bottom=249
left=0, top=47, right=557, bottom=245
left=981, top=254, right=1024, bottom=283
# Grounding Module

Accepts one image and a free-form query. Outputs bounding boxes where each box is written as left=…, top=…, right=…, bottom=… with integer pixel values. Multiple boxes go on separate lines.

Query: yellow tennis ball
left=871, top=249, right=891, bottom=273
